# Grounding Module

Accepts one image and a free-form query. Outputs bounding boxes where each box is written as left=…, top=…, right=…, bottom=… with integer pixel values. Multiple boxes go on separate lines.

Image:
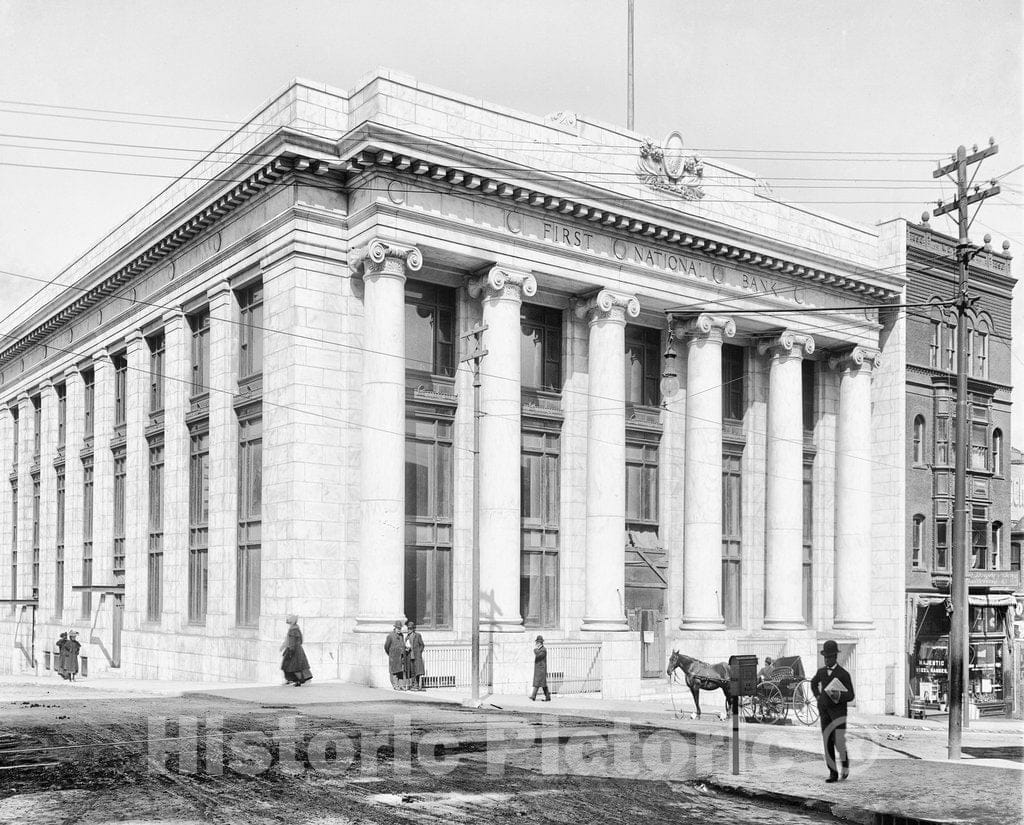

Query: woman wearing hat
left=280, top=615, right=312, bottom=687
left=55, top=632, right=70, bottom=680
left=529, top=635, right=550, bottom=701
left=810, top=639, right=855, bottom=782
left=65, top=631, right=81, bottom=681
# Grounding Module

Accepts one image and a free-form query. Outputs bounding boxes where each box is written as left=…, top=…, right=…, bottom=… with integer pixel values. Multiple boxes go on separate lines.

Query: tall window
left=626, top=438, right=659, bottom=528
left=112, top=448, right=126, bottom=578
left=404, top=415, right=454, bottom=627
left=971, top=511, right=988, bottom=570
left=801, top=359, right=817, bottom=432
left=625, top=325, right=661, bottom=407
left=405, top=281, right=455, bottom=376
left=934, top=518, right=949, bottom=571
left=521, top=424, right=560, bottom=627
left=722, top=344, right=746, bottom=421
left=911, top=514, right=925, bottom=568
left=188, top=427, right=210, bottom=624
left=11, top=407, right=18, bottom=467
left=190, top=309, right=211, bottom=398
left=82, top=369, right=95, bottom=439
left=802, top=460, right=813, bottom=623
left=31, top=395, right=41, bottom=462
left=991, top=522, right=1002, bottom=570
left=521, top=304, right=562, bottom=391
left=970, top=422, right=989, bottom=471
left=944, top=319, right=957, bottom=371
left=55, top=466, right=65, bottom=618
left=9, top=480, right=17, bottom=600
left=973, top=321, right=989, bottom=378
left=146, top=441, right=164, bottom=621
left=236, top=412, right=262, bottom=626
left=913, top=416, right=926, bottom=465
left=56, top=383, right=67, bottom=449
left=113, top=354, right=128, bottom=429
left=238, top=282, right=264, bottom=380
left=31, top=474, right=40, bottom=592
left=992, top=429, right=1003, bottom=476
left=81, top=458, right=94, bottom=617
left=1012, top=542, right=1022, bottom=572
left=722, top=450, right=742, bottom=627
left=929, top=320, right=941, bottom=368
left=148, top=332, right=165, bottom=414
left=935, top=416, right=951, bottom=466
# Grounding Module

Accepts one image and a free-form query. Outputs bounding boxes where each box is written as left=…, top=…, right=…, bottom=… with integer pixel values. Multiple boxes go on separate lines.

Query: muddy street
left=0, top=690, right=837, bottom=824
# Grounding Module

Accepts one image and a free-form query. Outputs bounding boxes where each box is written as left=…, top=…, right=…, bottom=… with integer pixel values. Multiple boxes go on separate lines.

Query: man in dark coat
left=55, top=632, right=70, bottom=680
left=530, top=635, right=550, bottom=701
left=65, top=631, right=81, bottom=681
left=810, top=639, right=855, bottom=782
left=384, top=620, right=406, bottom=690
left=404, top=621, right=425, bottom=691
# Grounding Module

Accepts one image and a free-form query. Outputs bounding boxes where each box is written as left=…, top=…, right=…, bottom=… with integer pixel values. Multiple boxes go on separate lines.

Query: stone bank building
left=0, top=72, right=909, bottom=712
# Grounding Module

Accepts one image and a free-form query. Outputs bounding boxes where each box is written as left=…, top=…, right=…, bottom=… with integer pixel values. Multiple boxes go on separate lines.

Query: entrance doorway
left=626, top=587, right=665, bottom=678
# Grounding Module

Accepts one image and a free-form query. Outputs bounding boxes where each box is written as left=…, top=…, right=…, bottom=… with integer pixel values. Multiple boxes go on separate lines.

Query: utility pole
left=460, top=323, right=487, bottom=703
left=627, top=0, right=635, bottom=130
left=930, top=140, right=999, bottom=760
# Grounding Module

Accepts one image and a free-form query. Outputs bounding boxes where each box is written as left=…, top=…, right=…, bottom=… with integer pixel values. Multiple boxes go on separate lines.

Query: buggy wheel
left=793, top=679, right=819, bottom=726
left=761, top=683, right=786, bottom=724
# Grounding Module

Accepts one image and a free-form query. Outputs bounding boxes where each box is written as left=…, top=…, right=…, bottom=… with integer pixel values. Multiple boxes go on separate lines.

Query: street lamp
left=660, top=333, right=679, bottom=398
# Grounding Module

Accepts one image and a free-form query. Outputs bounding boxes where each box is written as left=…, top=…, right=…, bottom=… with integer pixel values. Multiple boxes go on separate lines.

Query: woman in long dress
left=65, top=631, right=81, bottom=681
left=280, top=615, right=312, bottom=687
left=55, top=632, right=70, bottom=680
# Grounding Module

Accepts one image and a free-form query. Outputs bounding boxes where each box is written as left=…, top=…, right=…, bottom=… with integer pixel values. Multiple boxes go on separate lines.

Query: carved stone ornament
left=636, top=131, right=705, bottom=201
left=544, top=110, right=578, bottom=128
left=574, top=289, right=640, bottom=324
left=757, top=330, right=815, bottom=358
left=829, top=345, right=882, bottom=372
left=349, top=239, right=423, bottom=278
left=467, top=266, right=537, bottom=302
left=673, top=313, right=736, bottom=342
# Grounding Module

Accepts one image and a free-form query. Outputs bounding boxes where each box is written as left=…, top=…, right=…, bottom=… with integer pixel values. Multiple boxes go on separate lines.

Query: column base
left=353, top=616, right=404, bottom=634
left=581, top=617, right=630, bottom=632
left=833, top=619, right=874, bottom=631
left=678, top=616, right=726, bottom=631
left=762, top=618, right=807, bottom=631
left=480, top=619, right=524, bottom=634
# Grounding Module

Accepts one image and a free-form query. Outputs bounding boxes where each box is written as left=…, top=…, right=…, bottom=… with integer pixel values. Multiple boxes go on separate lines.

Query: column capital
left=16, top=391, right=30, bottom=405
left=350, top=238, right=422, bottom=280
left=64, top=365, right=80, bottom=381
left=672, top=312, right=736, bottom=342
left=90, top=348, right=112, bottom=366
left=206, top=279, right=233, bottom=303
left=124, top=329, right=146, bottom=349
left=162, top=309, right=186, bottom=329
left=467, top=265, right=537, bottom=303
left=573, top=289, right=640, bottom=325
left=829, top=345, right=881, bottom=372
left=38, top=379, right=55, bottom=395
left=757, top=330, right=815, bottom=359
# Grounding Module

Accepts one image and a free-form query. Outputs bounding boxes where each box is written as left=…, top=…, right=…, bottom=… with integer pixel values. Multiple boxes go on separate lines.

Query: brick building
left=894, top=220, right=1020, bottom=717
left=0, top=72, right=907, bottom=711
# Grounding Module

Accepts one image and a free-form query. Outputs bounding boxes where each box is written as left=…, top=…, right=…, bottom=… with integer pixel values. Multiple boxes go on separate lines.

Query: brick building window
left=238, top=282, right=264, bottom=381
left=236, top=411, right=262, bottom=626
left=147, top=440, right=164, bottom=622
left=405, top=281, right=455, bottom=377
left=188, top=427, right=210, bottom=624
left=992, top=429, right=1003, bottom=476
left=934, top=518, right=949, bottom=571
left=521, top=423, right=560, bottom=627
left=625, top=324, right=661, bottom=407
left=913, top=416, right=926, bottom=465
left=405, top=415, right=454, bottom=628
left=911, top=514, right=925, bottom=568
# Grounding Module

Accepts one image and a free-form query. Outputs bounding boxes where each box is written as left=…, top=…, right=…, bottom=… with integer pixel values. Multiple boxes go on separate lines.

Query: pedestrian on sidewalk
left=65, top=631, right=81, bottom=681
left=810, top=639, right=855, bottom=782
left=280, top=615, right=312, bottom=687
left=384, top=620, right=407, bottom=690
left=529, top=635, right=550, bottom=702
left=55, top=632, right=70, bottom=680
left=404, top=621, right=425, bottom=691
left=757, top=657, right=774, bottom=683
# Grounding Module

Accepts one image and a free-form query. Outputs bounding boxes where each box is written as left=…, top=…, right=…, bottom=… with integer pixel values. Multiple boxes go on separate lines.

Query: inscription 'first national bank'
left=536, top=217, right=811, bottom=306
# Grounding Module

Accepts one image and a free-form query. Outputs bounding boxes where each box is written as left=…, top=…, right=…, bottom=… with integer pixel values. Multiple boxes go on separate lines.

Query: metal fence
left=420, top=645, right=493, bottom=690
left=547, top=642, right=602, bottom=694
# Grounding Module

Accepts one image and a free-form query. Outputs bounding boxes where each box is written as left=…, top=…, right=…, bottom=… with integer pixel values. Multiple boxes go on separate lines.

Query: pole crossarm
left=933, top=143, right=998, bottom=178
left=933, top=184, right=1000, bottom=217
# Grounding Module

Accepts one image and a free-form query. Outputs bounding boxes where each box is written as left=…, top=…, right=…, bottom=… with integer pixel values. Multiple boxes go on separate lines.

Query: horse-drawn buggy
left=667, top=651, right=819, bottom=725
left=741, top=655, right=818, bottom=725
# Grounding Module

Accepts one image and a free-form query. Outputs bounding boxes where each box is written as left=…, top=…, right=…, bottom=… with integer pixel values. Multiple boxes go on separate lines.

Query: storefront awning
left=915, top=593, right=1017, bottom=608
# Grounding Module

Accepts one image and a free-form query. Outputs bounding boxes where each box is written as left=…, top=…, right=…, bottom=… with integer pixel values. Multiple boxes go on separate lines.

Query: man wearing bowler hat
left=810, top=639, right=855, bottom=782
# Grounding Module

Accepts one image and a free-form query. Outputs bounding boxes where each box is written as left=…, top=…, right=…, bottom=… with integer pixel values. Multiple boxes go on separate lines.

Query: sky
left=0, top=0, right=1021, bottom=429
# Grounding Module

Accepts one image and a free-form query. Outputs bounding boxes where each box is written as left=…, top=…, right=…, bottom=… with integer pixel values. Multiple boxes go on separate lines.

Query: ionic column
left=39, top=380, right=57, bottom=616
left=576, top=289, right=640, bottom=631
left=63, top=367, right=84, bottom=618
left=16, top=393, right=31, bottom=601
left=759, top=331, right=814, bottom=630
left=830, top=346, right=880, bottom=630
left=352, top=239, right=422, bottom=633
left=677, top=314, right=735, bottom=629
left=161, top=312, right=189, bottom=627
left=467, top=265, right=536, bottom=632
left=91, top=350, right=115, bottom=585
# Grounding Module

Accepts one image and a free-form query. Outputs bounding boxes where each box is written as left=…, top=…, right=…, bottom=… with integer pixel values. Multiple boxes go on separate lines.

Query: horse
left=667, top=650, right=733, bottom=720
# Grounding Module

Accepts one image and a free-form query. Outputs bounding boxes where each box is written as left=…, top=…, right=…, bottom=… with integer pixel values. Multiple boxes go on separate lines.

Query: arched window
left=991, top=522, right=1003, bottom=570
left=974, top=313, right=993, bottom=378
left=912, top=515, right=925, bottom=568
left=913, top=416, right=926, bottom=465
left=993, top=428, right=1003, bottom=476
left=945, top=315, right=957, bottom=371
